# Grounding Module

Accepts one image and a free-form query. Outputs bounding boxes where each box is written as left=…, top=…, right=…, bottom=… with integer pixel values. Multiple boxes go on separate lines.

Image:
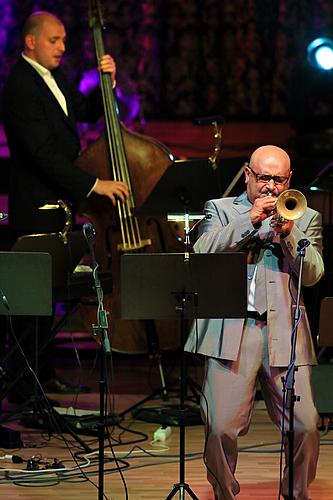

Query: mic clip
left=297, top=238, right=310, bottom=252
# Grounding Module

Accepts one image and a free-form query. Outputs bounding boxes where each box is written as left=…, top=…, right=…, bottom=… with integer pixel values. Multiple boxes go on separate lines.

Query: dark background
left=0, top=0, right=333, bottom=121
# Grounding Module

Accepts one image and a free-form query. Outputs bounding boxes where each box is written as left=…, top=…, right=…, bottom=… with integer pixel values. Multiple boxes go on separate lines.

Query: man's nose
left=58, top=41, right=65, bottom=53
left=267, top=178, right=276, bottom=190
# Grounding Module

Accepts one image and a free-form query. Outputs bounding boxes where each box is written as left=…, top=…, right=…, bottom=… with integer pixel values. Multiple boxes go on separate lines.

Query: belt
left=247, top=310, right=267, bottom=322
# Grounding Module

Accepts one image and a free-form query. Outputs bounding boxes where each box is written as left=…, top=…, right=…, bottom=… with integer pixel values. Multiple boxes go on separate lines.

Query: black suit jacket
left=2, top=57, right=103, bottom=234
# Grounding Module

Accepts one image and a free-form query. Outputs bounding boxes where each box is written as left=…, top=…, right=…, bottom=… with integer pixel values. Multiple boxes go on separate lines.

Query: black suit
left=1, top=57, right=104, bottom=396
left=3, top=56, right=101, bottom=234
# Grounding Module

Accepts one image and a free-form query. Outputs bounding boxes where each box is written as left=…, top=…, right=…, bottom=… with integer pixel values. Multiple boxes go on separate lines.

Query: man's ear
left=244, top=162, right=250, bottom=185
left=288, top=170, right=292, bottom=187
left=25, top=34, right=35, bottom=51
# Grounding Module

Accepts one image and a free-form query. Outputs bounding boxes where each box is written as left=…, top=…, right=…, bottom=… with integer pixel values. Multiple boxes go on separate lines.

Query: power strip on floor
left=153, top=426, right=172, bottom=442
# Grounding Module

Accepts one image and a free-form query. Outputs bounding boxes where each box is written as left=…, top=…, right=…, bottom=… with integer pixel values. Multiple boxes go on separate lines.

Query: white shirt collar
left=21, top=53, right=51, bottom=78
left=21, top=53, right=68, bottom=116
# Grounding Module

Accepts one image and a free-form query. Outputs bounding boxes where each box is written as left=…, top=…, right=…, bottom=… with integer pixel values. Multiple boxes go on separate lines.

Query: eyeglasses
left=247, top=165, right=290, bottom=185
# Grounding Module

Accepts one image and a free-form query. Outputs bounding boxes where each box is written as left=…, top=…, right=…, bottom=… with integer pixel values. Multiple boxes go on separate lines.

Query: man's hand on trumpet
left=271, top=213, right=294, bottom=237
left=250, top=195, right=277, bottom=226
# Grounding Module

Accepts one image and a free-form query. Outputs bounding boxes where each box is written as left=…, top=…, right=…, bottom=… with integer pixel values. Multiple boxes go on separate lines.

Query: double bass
left=77, top=0, right=184, bottom=353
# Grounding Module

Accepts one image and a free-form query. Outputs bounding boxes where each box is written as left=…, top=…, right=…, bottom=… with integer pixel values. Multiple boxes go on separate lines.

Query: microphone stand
left=284, top=238, right=309, bottom=499
left=83, top=223, right=111, bottom=500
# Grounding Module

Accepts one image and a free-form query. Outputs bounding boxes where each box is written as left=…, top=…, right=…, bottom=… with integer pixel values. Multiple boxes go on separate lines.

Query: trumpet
left=270, top=189, right=307, bottom=226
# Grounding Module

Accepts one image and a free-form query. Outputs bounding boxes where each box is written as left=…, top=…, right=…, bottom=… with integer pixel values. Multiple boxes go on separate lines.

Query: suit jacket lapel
left=22, top=60, right=78, bottom=134
left=233, top=191, right=252, bottom=214
left=52, top=70, right=78, bottom=131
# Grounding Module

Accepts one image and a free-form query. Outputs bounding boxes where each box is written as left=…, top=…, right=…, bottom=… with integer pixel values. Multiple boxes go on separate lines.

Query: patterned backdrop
left=0, top=0, right=333, bottom=122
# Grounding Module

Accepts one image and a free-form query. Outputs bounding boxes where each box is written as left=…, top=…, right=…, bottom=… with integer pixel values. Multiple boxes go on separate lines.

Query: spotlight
left=307, top=37, right=333, bottom=71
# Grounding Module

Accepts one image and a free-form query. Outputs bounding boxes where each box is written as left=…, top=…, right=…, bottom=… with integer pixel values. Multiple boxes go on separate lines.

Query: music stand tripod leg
left=165, top=293, right=199, bottom=500
left=145, top=319, right=169, bottom=400
left=165, top=483, right=199, bottom=500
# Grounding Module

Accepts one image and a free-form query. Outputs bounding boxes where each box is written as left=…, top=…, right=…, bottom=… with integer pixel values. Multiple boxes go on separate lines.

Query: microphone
left=297, top=238, right=310, bottom=252
left=83, top=222, right=96, bottom=243
left=193, top=115, right=224, bottom=126
left=83, top=222, right=98, bottom=269
left=0, top=212, right=8, bottom=221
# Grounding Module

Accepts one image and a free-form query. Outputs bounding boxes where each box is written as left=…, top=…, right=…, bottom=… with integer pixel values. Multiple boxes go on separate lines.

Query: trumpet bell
left=275, top=189, right=307, bottom=221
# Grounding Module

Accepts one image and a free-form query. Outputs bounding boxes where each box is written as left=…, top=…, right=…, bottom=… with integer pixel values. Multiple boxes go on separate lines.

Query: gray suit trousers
left=202, top=318, right=320, bottom=500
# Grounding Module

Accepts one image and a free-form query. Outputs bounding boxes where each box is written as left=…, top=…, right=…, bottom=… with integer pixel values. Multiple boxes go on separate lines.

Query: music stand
left=0, top=251, right=52, bottom=316
left=0, top=243, right=95, bottom=453
left=121, top=252, right=247, bottom=499
left=313, top=297, right=333, bottom=429
left=1, top=232, right=88, bottom=394
left=12, top=230, right=88, bottom=290
left=133, top=159, right=240, bottom=413
left=136, top=158, right=248, bottom=217
left=0, top=251, right=52, bottom=445
left=317, top=297, right=333, bottom=348
left=136, top=159, right=222, bottom=216
left=0, top=251, right=52, bottom=400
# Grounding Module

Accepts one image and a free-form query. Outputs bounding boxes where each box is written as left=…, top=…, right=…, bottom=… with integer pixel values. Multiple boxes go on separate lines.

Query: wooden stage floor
left=0, top=341, right=333, bottom=499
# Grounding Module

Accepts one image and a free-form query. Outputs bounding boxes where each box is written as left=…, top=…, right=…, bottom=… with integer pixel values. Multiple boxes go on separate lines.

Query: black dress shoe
left=43, top=376, right=91, bottom=394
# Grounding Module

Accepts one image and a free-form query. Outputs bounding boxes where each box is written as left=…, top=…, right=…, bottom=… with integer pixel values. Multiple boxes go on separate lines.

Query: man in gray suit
left=185, top=145, right=324, bottom=500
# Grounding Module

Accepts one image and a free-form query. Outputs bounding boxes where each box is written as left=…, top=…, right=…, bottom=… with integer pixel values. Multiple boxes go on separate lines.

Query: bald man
left=3, top=10, right=128, bottom=236
left=2, top=11, right=128, bottom=400
left=185, top=146, right=324, bottom=500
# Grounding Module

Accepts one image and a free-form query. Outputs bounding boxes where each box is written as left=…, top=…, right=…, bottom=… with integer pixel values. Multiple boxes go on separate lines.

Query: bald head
left=22, top=11, right=63, bottom=39
left=245, top=145, right=292, bottom=203
left=22, top=11, right=66, bottom=70
left=249, top=145, right=291, bottom=174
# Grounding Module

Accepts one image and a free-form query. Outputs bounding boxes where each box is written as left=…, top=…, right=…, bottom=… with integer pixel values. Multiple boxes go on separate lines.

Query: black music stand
left=313, top=299, right=333, bottom=427
left=0, top=251, right=52, bottom=444
left=0, top=251, right=52, bottom=400
left=1, top=233, right=88, bottom=401
left=136, top=159, right=222, bottom=216
left=121, top=252, right=247, bottom=499
left=0, top=251, right=52, bottom=316
left=133, top=159, right=240, bottom=419
left=136, top=158, right=248, bottom=217
left=317, top=297, right=333, bottom=349
left=0, top=244, right=98, bottom=453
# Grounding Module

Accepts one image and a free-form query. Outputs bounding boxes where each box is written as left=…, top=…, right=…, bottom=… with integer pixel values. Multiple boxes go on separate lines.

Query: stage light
left=307, top=37, right=333, bottom=71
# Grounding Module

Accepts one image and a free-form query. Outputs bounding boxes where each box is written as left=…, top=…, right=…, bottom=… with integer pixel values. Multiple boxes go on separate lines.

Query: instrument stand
left=283, top=239, right=309, bottom=499
left=121, top=252, right=247, bottom=499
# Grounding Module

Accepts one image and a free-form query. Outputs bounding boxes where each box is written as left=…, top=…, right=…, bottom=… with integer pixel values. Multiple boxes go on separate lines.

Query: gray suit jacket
left=185, top=191, right=324, bottom=367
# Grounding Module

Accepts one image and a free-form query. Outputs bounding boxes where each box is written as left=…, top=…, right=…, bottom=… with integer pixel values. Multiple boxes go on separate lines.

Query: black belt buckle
left=247, top=310, right=267, bottom=322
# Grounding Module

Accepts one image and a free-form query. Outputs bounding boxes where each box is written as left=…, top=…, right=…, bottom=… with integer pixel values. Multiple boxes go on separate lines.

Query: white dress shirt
left=22, top=53, right=68, bottom=116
